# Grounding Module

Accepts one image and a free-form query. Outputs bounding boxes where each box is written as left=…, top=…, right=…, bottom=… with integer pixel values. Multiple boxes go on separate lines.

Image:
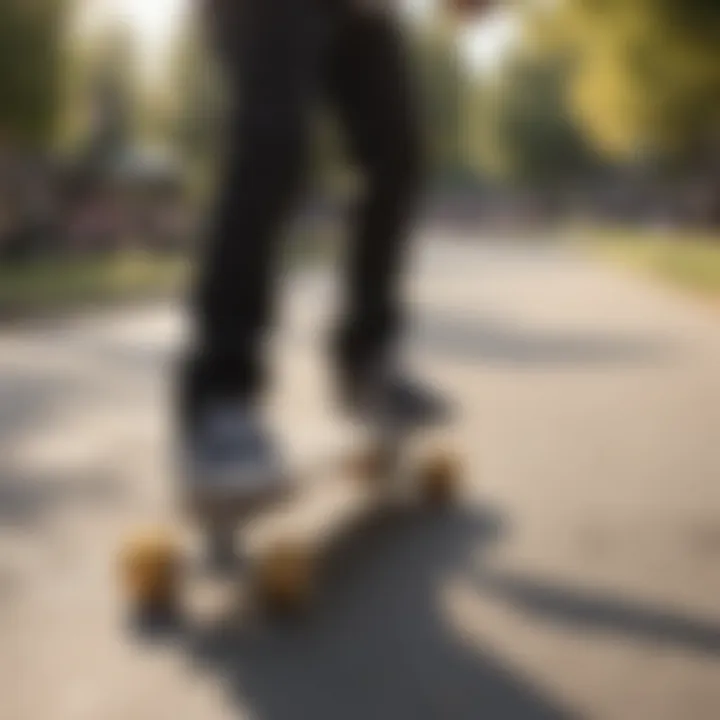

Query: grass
left=0, top=225, right=340, bottom=321
left=579, top=227, right=720, bottom=302
left=0, top=251, right=190, bottom=320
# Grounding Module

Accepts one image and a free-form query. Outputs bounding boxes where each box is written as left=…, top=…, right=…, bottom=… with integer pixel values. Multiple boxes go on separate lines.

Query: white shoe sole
left=181, top=460, right=290, bottom=517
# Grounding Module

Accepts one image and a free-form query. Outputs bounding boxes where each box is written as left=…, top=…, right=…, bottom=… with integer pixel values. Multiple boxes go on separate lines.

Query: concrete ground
left=1, top=237, right=719, bottom=720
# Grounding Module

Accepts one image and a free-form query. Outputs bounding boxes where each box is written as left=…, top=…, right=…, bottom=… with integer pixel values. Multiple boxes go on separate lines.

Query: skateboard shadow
left=180, top=505, right=578, bottom=720
left=411, top=310, right=674, bottom=368
left=475, top=569, right=720, bottom=657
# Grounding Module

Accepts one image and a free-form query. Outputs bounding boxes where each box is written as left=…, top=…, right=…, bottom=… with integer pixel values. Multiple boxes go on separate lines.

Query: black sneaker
left=340, top=361, right=451, bottom=430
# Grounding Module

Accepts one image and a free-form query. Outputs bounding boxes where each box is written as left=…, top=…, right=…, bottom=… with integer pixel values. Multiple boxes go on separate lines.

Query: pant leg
left=324, top=6, right=425, bottom=378
left=182, top=0, right=327, bottom=429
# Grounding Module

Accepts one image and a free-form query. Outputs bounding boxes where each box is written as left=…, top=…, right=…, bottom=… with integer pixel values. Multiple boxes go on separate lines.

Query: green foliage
left=0, top=251, right=188, bottom=317
left=469, top=0, right=720, bottom=182
left=0, top=0, right=71, bottom=149
left=413, top=23, right=475, bottom=185
left=586, top=228, right=720, bottom=298
left=473, top=47, right=600, bottom=186
left=76, top=23, right=140, bottom=163
left=557, top=0, right=720, bottom=161
left=164, top=15, right=225, bottom=171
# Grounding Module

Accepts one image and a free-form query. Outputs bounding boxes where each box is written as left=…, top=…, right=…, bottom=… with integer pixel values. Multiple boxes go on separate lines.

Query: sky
left=461, top=11, right=519, bottom=72
left=79, top=0, right=518, bottom=77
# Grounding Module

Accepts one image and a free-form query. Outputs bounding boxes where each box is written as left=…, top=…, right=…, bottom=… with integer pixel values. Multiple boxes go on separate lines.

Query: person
left=181, top=0, right=488, bottom=505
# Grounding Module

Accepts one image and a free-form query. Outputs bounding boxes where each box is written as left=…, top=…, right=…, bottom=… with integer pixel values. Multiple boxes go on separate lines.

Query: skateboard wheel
left=119, top=528, right=180, bottom=619
left=255, top=540, right=314, bottom=614
left=418, top=451, right=459, bottom=506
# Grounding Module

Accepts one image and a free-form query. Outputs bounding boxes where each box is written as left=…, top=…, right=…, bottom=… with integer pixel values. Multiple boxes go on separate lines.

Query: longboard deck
left=119, top=419, right=460, bottom=627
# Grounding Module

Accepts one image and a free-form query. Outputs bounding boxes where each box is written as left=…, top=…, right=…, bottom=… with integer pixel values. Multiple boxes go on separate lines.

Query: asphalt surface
left=1, top=237, right=719, bottom=720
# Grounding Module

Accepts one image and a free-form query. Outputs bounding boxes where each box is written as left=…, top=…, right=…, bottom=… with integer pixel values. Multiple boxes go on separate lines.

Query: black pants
left=183, top=0, right=423, bottom=425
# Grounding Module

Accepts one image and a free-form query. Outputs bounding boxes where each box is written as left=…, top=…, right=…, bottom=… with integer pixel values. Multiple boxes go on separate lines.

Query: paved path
left=2, top=238, right=720, bottom=720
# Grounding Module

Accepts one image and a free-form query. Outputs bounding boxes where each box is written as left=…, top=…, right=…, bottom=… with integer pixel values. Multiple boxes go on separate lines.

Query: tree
left=553, top=0, right=720, bottom=163
left=0, top=0, right=71, bottom=150
left=470, top=43, right=601, bottom=188
left=73, top=23, right=141, bottom=167
left=413, top=19, right=477, bottom=186
left=163, top=14, right=225, bottom=175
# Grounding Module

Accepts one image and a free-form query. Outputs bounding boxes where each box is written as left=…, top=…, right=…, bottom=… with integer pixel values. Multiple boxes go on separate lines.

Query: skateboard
left=118, top=420, right=460, bottom=626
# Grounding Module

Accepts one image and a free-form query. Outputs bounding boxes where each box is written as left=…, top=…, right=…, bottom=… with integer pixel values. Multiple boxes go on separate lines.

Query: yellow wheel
left=118, top=527, right=180, bottom=620
left=418, top=450, right=460, bottom=507
left=255, top=540, right=315, bottom=614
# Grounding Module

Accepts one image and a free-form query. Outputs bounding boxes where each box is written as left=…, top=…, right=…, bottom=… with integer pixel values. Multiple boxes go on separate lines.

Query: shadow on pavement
left=477, top=570, right=720, bottom=656
left=0, top=370, right=88, bottom=444
left=159, top=501, right=720, bottom=719
left=413, top=311, right=674, bottom=367
left=0, top=464, right=125, bottom=528
left=178, top=506, right=578, bottom=720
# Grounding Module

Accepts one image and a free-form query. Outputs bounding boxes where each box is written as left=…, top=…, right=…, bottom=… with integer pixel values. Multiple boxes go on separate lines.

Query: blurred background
left=1, top=2, right=720, bottom=720
left=1, top=0, right=718, bottom=312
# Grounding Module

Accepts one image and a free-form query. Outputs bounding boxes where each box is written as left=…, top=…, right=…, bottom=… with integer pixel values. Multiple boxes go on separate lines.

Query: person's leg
left=325, top=7, right=447, bottom=423
left=181, top=0, right=326, bottom=434
left=178, top=0, right=331, bottom=510
left=325, top=7, right=422, bottom=379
